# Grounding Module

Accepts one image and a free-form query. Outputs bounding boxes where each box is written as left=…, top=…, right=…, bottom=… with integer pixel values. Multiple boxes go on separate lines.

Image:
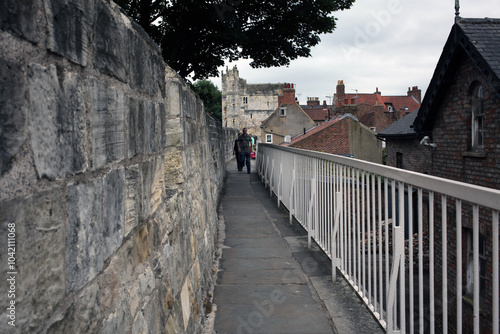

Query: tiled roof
left=377, top=109, right=419, bottom=139
left=340, top=93, right=420, bottom=112
left=304, top=109, right=329, bottom=121
left=284, top=114, right=358, bottom=155
left=282, top=114, right=357, bottom=146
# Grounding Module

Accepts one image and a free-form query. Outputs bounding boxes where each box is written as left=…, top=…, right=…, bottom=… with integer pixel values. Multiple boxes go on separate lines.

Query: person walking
left=233, top=132, right=242, bottom=171
left=237, top=128, right=253, bottom=173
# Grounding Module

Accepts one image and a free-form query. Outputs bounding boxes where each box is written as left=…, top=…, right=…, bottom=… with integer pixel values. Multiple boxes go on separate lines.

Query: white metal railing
left=256, top=144, right=500, bottom=334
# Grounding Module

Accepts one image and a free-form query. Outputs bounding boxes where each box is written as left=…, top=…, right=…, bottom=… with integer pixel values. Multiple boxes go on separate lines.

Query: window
left=471, top=84, right=484, bottom=151
left=266, top=134, right=272, bottom=143
left=242, top=96, right=248, bottom=104
left=280, top=107, right=286, bottom=117
left=396, top=152, right=403, bottom=168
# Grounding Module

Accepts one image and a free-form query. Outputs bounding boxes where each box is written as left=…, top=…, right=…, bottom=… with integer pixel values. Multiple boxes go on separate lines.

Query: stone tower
left=221, top=66, right=294, bottom=137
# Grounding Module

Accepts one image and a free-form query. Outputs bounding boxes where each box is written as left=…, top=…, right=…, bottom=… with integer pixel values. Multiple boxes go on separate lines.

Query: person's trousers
left=239, top=151, right=251, bottom=173
left=236, top=154, right=243, bottom=170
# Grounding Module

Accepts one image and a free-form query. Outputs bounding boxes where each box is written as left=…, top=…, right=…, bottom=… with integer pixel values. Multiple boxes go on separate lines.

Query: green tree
left=115, top=0, right=355, bottom=80
left=192, top=79, right=222, bottom=121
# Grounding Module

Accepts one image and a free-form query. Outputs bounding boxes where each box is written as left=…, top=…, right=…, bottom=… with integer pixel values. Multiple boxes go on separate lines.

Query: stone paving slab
left=220, top=257, right=297, bottom=271
left=223, top=237, right=287, bottom=248
left=221, top=247, right=293, bottom=259
left=217, top=268, right=308, bottom=285
left=213, top=284, right=314, bottom=305
left=214, top=303, right=335, bottom=334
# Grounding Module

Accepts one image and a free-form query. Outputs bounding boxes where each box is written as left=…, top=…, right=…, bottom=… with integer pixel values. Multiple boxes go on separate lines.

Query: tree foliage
left=192, top=80, right=222, bottom=121
left=115, top=0, right=355, bottom=80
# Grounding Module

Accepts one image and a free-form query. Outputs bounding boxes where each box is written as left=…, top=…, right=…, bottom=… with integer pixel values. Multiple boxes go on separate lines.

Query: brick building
left=378, top=18, right=500, bottom=333
left=284, top=114, right=383, bottom=164
left=301, top=97, right=332, bottom=124
left=333, top=80, right=421, bottom=133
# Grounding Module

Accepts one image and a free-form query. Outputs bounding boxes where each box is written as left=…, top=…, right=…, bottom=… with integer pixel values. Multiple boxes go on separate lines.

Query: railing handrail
left=259, top=144, right=500, bottom=210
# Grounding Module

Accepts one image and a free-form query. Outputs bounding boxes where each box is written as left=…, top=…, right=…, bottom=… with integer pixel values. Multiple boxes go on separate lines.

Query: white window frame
left=280, top=107, right=287, bottom=117
left=266, top=134, right=273, bottom=143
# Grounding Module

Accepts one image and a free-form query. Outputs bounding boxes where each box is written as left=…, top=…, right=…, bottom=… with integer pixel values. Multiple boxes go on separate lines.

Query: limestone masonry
left=0, top=0, right=236, bottom=332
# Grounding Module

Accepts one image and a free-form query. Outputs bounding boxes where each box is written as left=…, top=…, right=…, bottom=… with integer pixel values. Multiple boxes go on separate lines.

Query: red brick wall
left=291, top=120, right=350, bottom=155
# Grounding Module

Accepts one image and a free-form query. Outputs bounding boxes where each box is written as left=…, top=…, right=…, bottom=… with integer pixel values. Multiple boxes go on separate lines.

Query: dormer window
left=280, top=107, right=287, bottom=117
left=471, top=84, right=484, bottom=151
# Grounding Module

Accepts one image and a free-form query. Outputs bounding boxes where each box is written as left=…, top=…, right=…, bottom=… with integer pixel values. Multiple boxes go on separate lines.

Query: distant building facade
left=260, top=102, right=316, bottom=145
left=333, top=80, right=421, bottom=133
left=221, top=65, right=296, bottom=136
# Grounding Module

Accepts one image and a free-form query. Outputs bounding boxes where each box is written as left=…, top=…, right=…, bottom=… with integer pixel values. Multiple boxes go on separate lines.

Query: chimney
left=336, top=80, right=345, bottom=106
left=374, top=87, right=381, bottom=95
left=307, top=97, right=320, bottom=107
left=407, top=86, right=421, bottom=103
left=280, top=82, right=296, bottom=105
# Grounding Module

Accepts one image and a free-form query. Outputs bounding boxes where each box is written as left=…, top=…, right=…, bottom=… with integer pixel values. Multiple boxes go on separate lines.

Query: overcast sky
left=208, top=0, right=499, bottom=105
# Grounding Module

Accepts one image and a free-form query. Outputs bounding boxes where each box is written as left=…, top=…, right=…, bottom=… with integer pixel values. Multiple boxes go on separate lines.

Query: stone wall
left=0, top=0, right=236, bottom=333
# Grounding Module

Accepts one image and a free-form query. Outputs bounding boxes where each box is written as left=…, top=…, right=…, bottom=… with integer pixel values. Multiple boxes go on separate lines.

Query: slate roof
left=377, top=109, right=419, bottom=139
left=414, top=18, right=500, bottom=133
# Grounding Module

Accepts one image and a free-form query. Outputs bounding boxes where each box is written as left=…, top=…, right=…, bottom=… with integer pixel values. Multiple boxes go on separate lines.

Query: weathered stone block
left=0, top=0, right=39, bottom=43
left=0, top=58, right=28, bottom=175
left=66, top=179, right=103, bottom=292
left=88, top=78, right=125, bottom=168
left=165, top=118, right=184, bottom=147
left=46, top=282, right=101, bottom=333
left=94, top=0, right=128, bottom=82
left=28, top=64, right=87, bottom=179
left=164, top=150, right=184, bottom=185
left=127, top=97, right=143, bottom=158
left=103, top=168, right=125, bottom=260
left=129, top=100, right=162, bottom=155
left=167, top=80, right=183, bottom=117
left=102, top=299, right=130, bottom=334
left=0, top=190, right=65, bottom=333
left=125, top=164, right=141, bottom=237
left=128, top=29, right=165, bottom=97
left=141, top=157, right=163, bottom=220
left=45, top=0, right=93, bottom=66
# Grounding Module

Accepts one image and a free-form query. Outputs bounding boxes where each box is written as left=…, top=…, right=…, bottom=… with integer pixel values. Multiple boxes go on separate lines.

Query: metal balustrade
left=256, top=144, right=500, bottom=334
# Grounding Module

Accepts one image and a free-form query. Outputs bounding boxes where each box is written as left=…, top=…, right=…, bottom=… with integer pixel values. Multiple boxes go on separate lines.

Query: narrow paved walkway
left=212, top=167, right=383, bottom=334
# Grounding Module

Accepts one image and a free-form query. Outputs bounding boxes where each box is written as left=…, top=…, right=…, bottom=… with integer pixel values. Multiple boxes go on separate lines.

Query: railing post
left=332, top=191, right=342, bottom=282
left=387, top=225, right=404, bottom=334
left=277, top=161, right=283, bottom=207
left=307, top=159, right=317, bottom=250
left=289, top=159, right=296, bottom=225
